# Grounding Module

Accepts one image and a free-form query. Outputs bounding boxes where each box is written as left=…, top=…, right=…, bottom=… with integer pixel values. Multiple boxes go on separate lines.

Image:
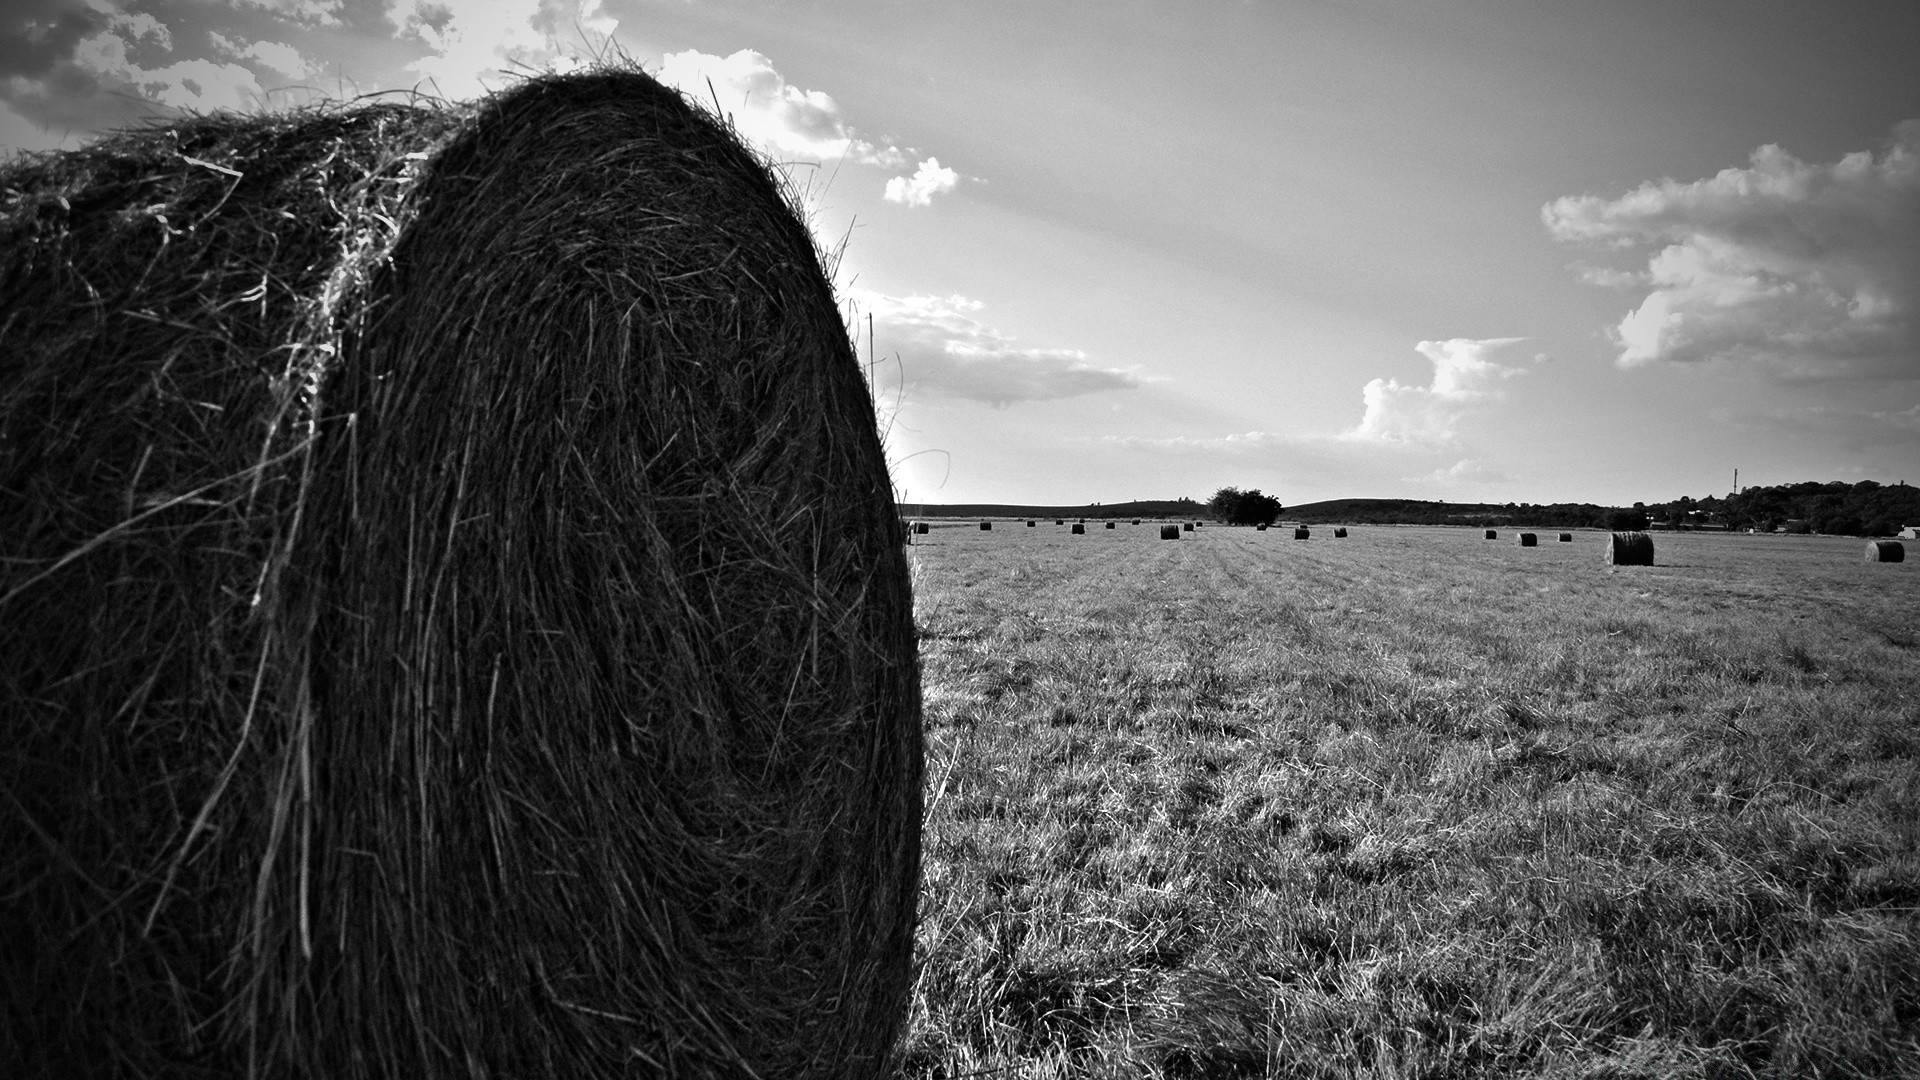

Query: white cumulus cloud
left=1346, top=338, right=1528, bottom=444
left=861, top=291, right=1139, bottom=408
left=656, top=49, right=905, bottom=166
left=884, top=156, right=961, bottom=206
left=208, top=32, right=315, bottom=80
left=1545, top=121, right=1920, bottom=378
left=386, top=0, right=616, bottom=100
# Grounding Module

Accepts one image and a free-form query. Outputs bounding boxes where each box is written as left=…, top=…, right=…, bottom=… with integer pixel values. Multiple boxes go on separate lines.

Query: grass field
left=899, top=522, right=1920, bottom=1078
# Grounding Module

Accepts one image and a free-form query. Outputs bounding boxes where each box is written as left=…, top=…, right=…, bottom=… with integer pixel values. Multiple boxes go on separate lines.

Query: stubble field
left=898, top=522, right=1920, bottom=1078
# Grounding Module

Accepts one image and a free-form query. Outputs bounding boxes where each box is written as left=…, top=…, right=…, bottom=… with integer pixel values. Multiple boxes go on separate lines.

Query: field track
left=903, top=523, right=1919, bottom=1077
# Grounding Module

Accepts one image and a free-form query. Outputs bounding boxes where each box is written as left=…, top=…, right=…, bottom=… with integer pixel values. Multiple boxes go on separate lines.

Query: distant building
left=1901, top=526, right=1920, bottom=540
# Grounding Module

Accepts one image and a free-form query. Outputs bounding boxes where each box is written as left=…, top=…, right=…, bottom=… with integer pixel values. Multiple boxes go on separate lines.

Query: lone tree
left=1208, top=486, right=1283, bottom=526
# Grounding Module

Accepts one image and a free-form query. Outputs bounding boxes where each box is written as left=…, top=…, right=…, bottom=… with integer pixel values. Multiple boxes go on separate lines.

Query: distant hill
left=1286, top=498, right=1619, bottom=528
left=899, top=499, right=1201, bottom=519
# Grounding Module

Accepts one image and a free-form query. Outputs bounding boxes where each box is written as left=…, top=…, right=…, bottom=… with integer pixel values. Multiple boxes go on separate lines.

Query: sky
left=5, top=1, right=1918, bottom=508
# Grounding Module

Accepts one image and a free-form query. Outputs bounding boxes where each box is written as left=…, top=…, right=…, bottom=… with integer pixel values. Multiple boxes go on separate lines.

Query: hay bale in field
left=0, top=68, right=920, bottom=1080
left=1485, top=529, right=1498, bottom=540
left=1334, top=527, right=1348, bottom=538
left=1256, top=523, right=1268, bottom=531
left=1606, top=531, right=1656, bottom=566
left=1026, top=520, right=1035, bottom=527
left=1055, top=518, right=1064, bottom=525
left=915, top=522, right=930, bottom=535
left=1104, top=521, right=1115, bottom=529
left=1071, top=523, right=1086, bottom=534
left=1559, top=532, right=1572, bottom=542
left=1294, top=527, right=1310, bottom=540
left=1161, top=525, right=1181, bottom=540
left=1519, top=532, right=1538, bottom=547
left=1866, top=540, right=1905, bottom=563
left=1183, top=522, right=1194, bottom=531
left=1132, top=519, right=1140, bottom=525
left=980, top=521, right=992, bottom=530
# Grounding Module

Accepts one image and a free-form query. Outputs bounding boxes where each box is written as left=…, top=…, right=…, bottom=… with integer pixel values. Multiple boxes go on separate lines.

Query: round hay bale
left=0, top=69, right=919, bottom=1079
left=1104, top=521, right=1115, bottom=529
left=1485, top=529, right=1498, bottom=540
left=1866, top=540, right=1905, bottom=563
left=1256, top=523, right=1268, bottom=531
left=1161, top=525, right=1181, bottom=540
left=1333, top=527, right=1348, bottom=538
left=1026, top=520, right=1035, bottom=527
left=1131, top=519, right=1140, bottom=525
left=1293, top=527, right=1311, bottom=540
left=980, top=520, right=992, bottom=530
left=1054, top=518, right=1064, bottom=525
left=915, top=521, right=930, bottom=535
left=1518, top=532, right=1538, bottom=547
left=1606, top=531, right=1656, bottom=566
left=1071, top=523, right=1086, bottom=534
left=1183, top=522, right=1194, bottom=531
left=1559, top=532, right=1573, bottom=542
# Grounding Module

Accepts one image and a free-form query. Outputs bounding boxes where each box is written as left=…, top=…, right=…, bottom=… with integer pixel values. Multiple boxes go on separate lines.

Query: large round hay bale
left=1485, top=529, right=1498, bottom=540
left=1256, top=522, right=1269, bottom=531
left=980, top=520, right=992, bottom=530
left=1559, top=532, right=1573, bottom=542
left=1071, top=523, right=1086, bottom=534
left=1161, top=525, right=1181, bottom=540
left=1606, top=531, right=1656, bottom=566
left=915, top=521, right=930, bottom=535
left=1866, top=540, right=1905, bottom=563
left=1026, top=519, right=1035, bottom=527
left=1334, top=527, right=1348, bottom=538
left=1183, top=522, right=1194, bottom=531
left=1294, top=527, right=1311, bottom=540
left=1518, top=532, right=1538, bottom=547
left=0, top=69, right=919, bottom=1079
left=1104, top=521, right=1115, bottom=529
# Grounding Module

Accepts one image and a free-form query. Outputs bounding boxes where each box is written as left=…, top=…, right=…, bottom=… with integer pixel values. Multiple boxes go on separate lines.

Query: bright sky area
left=5, top=0, right=1918, bottom=507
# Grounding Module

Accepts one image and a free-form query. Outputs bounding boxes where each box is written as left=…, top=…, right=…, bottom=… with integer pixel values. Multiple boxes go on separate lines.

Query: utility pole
left=1734, top=467, right=1739, bottom=494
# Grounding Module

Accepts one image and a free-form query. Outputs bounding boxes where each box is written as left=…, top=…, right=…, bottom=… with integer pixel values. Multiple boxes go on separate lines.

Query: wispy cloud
left=1545, top=120, right=1920, bottom=378
left=656, top=49, right=905, bottom=167
left=862, top=292, right=1139, bottom=408
left=208, top=32, right=315, bottom=81
left=387, top=0, right=616, bottom=100
left=884, top=156, right=963, bottom=206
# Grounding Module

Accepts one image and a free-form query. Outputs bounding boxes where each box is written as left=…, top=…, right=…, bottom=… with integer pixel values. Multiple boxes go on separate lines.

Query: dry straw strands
left=1519, top=533, right=1538, bottom=547
left=1161, top=525, right=1181, bottom=540
left=1294, top=528, right=1311, bottom=540
left=1607, top=531, right=1657, bottom=566
left=0, top=68, right=920, bottom=1080
left=1866, top=540, right=1905, bottom=563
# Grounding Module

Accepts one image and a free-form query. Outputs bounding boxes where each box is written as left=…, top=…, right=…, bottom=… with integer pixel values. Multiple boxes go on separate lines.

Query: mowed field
left=899, top=522, right=1920, bottom=1078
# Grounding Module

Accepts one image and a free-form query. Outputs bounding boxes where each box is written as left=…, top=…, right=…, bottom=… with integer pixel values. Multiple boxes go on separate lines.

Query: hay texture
left=1866, top=540, right=1905, bottom=563
left=1519, top=533, right=1538, bottom=547
left=1161, top=525, right=1181, bottom=540
left=1607, top=532, right=1657, bottom=566
left=0, top=69, right=920, bottom=1080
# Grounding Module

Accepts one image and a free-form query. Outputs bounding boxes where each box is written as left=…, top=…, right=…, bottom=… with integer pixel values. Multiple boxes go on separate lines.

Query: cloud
left=884, top=156, right=961, bottom=206
left=235, top=0, right=346, bottom=27
left=1347, top=338, right=1528, bottom=444
left=209, top=32, right=315, bottom=81
left=862, top=292, right=1138, bottom=408
left=1545, top=121, right=1920, bottom=378
left=655, top=49, right=905, bottom=167
left=386, top=0, right=617, bottom=100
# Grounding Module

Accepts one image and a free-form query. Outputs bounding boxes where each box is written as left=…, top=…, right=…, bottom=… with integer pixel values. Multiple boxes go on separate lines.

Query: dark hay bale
left=1161, top=525, right=1181, bottom=540
left=1485, top=529, right=1498, bottom=540
left=1132, top=519, right=1140, bottom=525
left=1055, top=518, right=1064, bottom=525
left=1606, top=531, right=1656, bottom=566
left=1026, top=520, right=1035, bottom=527
left=915, top=522, right=930, bottom=535
left=1333, top=527, right=1348, bottom=538
left=1293, top=527, right=1310, bottom=540
left=1104, top=521, right=1114, bottom=529
left=1866, top=540, right=1905, bottom=563
left=1183, top=522, right=1194, bottom=531
left=1518, top=532, right=1538, bottom=547
left=980, top=521, right=992, bottom=530
left=0, top=68, right=919, bottom=1080
left=1256, top=523, right=1268, bottom=531
left=1559, top=532, right=1573, bottom=542
left=1071, top=523, right=1086, bottom=534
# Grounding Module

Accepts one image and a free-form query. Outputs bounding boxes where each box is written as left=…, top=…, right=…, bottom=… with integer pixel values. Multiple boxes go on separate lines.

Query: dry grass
left=1, top=67, right=918, bottom=1079
left=901, top=525, right=1919, bottom=1078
